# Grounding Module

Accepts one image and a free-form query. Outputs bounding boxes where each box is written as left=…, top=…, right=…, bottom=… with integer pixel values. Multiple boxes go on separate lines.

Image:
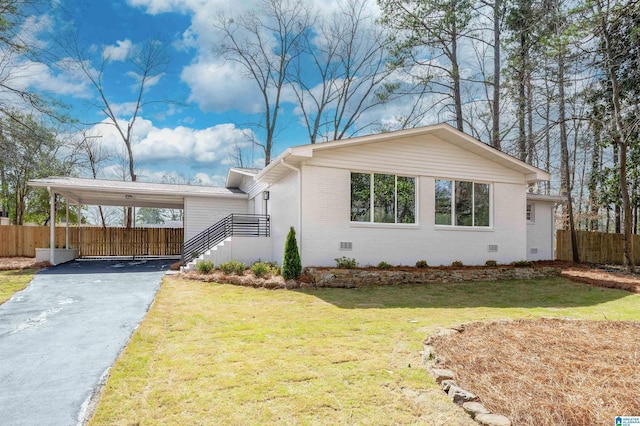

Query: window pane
left=350, top=173, right=370, bottom=222
left=374, top=174, right=395, bottom=223
left=474, top=183, right=490, bottom=226
left=455, top=181, right=473, bottom=226
left=435, top=180, right=452, bottom=225
left=397, top=176, right=416, bottom=223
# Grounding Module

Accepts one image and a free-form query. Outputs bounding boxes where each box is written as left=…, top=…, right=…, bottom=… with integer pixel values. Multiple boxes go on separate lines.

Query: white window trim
left=350, top=171, right=419, bottom=225
left=527, top=203, right=535, bottom=224
left=434, top=178, right=493, bottom=228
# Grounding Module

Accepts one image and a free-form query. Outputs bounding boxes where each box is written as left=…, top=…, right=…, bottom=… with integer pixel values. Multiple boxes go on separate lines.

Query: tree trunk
left=589, top=123, right=601, bottom=231
left=558, top=52, right=579, bottom=263
left=451, top=36, right=464, bottom=132
left=491, top=0, right=501, bottom=149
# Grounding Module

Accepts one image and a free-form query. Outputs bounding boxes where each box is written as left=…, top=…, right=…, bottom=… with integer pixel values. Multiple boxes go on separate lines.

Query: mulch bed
left=0, top=257, right=47, bottom=271
left=430, top=318, right=640, bottom=426
left=560, top=264, right=640, bottom=293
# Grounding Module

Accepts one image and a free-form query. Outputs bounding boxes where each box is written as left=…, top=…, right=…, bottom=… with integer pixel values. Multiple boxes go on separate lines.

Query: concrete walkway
left=0, top=259, right=173, bottom=426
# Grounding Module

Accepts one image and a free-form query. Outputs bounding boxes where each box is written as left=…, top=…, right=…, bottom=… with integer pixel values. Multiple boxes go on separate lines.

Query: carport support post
left=78, top=204, right=82, bottom=256
left=49, top=188, right=55, bottom=265
left=65, top=199, right=69, bottom=249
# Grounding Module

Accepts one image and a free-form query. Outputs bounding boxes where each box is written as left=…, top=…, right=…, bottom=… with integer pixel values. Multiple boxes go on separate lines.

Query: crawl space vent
left=340, top=241, right=353, bottom=250
left=530, top=248, right=538, bottom=254
left=487, top=244, right=498, bottom=252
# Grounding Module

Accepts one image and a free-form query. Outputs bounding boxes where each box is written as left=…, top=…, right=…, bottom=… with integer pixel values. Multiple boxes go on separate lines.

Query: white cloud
left=192, top=172, right=226, bottom=186
left=3, top=59, right=92, bottom=98
left=103, top=39, right=134, bottom=62
left=84, top=118, right=257, bottom=174
left=181, top=61, right=263, bottom=113
left=107, top=101, right=140, bottom=117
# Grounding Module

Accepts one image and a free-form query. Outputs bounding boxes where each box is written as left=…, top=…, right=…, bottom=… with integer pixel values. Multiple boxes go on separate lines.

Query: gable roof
left=226, top=167, right=260, bottom=188
left=255, top=123, right=550, bottom=184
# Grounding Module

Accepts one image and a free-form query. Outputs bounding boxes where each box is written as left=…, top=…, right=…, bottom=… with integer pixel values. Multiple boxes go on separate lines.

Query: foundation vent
left=530, top=248, right=538, bottom=254
left=340, top=241, right=353, bottom=250
left=487, top=244, right=498, bottom=252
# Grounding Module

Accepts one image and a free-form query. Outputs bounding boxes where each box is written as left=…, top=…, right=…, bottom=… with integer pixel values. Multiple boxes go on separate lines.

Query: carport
left=27, top=177, right=246, bottom=265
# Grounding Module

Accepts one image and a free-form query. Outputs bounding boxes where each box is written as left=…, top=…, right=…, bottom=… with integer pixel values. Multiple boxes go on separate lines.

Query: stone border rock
left=422, top=328, right=512, bottom=426
left=181, top=266, right=561, bottom=291
left=304, top=266, right=560, bottom=288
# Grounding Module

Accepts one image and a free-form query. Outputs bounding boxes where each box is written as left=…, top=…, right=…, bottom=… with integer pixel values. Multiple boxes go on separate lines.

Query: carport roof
left=28, top=177, right=247, bottom=209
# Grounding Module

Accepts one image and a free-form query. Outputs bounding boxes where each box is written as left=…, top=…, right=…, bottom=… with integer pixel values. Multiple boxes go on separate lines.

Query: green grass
left=89, top=277, right=640, bottom=425
left=0, top=269, right=35, bottom=304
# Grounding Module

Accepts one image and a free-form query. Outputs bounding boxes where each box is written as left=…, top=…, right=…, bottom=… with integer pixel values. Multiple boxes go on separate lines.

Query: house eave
left=526, top=193, right=565, bottom=203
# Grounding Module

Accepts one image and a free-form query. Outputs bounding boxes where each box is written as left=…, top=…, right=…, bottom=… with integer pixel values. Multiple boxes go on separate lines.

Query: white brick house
left=31, top=123, right=558, bottom=267
left=185, top=123, right=558, bottom=268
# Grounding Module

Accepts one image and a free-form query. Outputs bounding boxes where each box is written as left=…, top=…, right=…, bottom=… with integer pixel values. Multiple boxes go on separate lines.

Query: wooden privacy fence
left=0, top=225, right=183, bottom=257
left=556, top=229, right=640, bottom=264
left=0, top=226, right=67, bottom=257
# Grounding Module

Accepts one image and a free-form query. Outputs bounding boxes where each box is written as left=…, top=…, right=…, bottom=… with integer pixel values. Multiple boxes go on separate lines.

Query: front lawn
left=89, top=277, right=640, bottom=425
left=0, top=269, right=35, bottom=304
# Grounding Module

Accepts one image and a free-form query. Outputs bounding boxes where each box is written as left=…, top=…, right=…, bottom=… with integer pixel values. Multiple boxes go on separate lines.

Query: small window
left=526, top=203, right=535, bottom=223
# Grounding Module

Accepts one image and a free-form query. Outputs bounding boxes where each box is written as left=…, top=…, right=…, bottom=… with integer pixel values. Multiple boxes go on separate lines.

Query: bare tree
left=591, top=0, right=637, bottom=271
left=0, top=1, right=68, bottom=122
left=64, top=38, right=170, bottom=227
left=291, top=0, right=396, bottom=143
left=379, top=0, right=474, bottom=132
left=214, top=0, right=311, bottom=164
left=74, top=130, right=112, bottom=228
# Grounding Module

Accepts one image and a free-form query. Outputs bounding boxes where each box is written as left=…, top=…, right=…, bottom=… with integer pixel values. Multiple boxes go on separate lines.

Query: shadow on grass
left=295, top=278, right=633, bottom=310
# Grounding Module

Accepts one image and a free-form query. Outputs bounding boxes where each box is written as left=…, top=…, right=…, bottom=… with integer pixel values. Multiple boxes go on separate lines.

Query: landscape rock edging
left=423, top=327, right=512, bottom=426
left=303, top=266, right=560, bottom=288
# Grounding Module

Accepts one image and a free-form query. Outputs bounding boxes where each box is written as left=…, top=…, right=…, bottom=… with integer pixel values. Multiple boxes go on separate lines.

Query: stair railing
left=181, top=214, right=270, bottom=264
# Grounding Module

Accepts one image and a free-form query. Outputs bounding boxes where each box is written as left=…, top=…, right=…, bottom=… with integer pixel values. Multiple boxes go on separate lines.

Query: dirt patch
left=0, top=257, right=46, bottom=271
left=429, top=318, right=640, bottom=426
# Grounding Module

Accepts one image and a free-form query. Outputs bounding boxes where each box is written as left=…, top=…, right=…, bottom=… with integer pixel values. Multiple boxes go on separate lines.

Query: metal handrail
left=181, top=214, right=270, bottom=264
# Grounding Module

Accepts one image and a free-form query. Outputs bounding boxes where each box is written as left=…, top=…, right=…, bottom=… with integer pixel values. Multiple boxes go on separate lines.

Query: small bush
left=195, top=260, right=215, bottom=274
left=335, top=256, right=357, bottom=269
left=220, top=260, right=246, bottom=275
left=282, top=227, right=302, bottom=279
left=415, top=260, right=429, bottom=268
left=251, top=261, right=271, bottom=278
left=485, top=260, right=498, bottom=267
left=451, top=260, right=464, bottom=267
left=511, top=260, right=533, bottom=267
left=267, top=262, right=280, bottom=275
left=377, top=261, right=392, bottom=269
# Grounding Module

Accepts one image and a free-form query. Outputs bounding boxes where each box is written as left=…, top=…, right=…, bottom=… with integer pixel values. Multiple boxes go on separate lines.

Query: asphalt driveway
left=0, top=259, right=173, bottom=426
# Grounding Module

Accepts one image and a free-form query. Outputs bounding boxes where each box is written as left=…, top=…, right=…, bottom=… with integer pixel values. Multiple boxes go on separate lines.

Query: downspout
left=280, top=159, right=302, bottom=254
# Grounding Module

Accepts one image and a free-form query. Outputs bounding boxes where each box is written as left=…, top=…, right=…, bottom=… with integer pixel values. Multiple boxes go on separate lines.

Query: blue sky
left=13, top=0, right=393, bottom=187
left=15, top=0, right=467, bottom=188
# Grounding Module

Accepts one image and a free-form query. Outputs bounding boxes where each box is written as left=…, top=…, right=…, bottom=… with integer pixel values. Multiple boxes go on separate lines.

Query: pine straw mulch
left=430, top=318, right=640, bottom=426
left=180, top=270, right=288, bottom=288
left=561, top=265, right=640, bottom=293
left=0, top=257, right=48, bottom=271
